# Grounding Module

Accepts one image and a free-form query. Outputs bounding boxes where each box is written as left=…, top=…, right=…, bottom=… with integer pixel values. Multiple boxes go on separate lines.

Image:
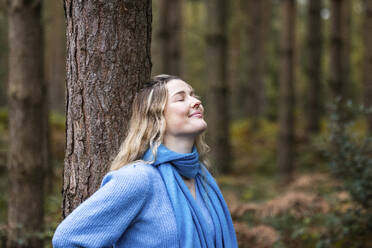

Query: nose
left=191, top=97, right=201, bottom=109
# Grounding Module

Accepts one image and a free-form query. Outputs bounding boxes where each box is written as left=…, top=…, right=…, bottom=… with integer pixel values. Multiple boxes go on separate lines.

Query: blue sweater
left=52, top=162, right=216, bottom=247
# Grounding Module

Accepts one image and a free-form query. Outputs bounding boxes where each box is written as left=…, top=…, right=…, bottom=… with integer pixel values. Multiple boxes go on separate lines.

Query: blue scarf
left=143, top=144, right=238, bottom=248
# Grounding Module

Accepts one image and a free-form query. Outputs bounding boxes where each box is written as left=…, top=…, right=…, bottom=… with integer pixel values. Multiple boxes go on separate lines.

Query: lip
left=189, top=111, right=203, bottom=118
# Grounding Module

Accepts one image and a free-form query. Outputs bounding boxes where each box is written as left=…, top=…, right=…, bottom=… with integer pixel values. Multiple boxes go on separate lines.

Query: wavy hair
left=110, top=74, right=210, bottom=171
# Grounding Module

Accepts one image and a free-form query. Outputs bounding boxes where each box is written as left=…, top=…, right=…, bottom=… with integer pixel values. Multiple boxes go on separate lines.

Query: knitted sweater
left=52, top=162, right=216, bottom=248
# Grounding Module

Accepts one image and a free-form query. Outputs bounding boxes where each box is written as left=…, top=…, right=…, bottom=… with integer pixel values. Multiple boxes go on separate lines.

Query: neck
left=163, top=135, right=195, bottom=154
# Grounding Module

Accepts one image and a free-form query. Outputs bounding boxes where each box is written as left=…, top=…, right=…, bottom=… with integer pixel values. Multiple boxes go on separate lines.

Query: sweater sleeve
left=52, top=164, right=151, bottom=248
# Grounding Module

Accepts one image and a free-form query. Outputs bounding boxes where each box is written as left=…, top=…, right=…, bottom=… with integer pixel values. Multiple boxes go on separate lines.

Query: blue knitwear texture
left=52, top=146, right=237, bottom=247
left=143, top=144, right=238, bottom=248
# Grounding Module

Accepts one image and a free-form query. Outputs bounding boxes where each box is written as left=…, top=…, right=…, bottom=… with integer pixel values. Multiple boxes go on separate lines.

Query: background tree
left=244, top=0, right=267, bottom=129
left=329, top=0, right=351, bottom=104
left=278, top=0, right=296, bottom=184
left=62, top=0, right=152, bottom=217
left=305, top=0, right=323, bottom=135
left=0, top=0, right=8, bottom=108
left=156, top=0, right=183, bottom=76
left=44, top=0, right=65, bottom=114
left=205, top=0, right=231, bottom=173
left=6, top=0, right=48, bottom=247
left=363, top=0, right=372, bottom=133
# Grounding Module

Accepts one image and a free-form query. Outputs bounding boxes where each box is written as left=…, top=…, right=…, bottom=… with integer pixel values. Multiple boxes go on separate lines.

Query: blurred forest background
left=0, top=0, right=372, bottom=247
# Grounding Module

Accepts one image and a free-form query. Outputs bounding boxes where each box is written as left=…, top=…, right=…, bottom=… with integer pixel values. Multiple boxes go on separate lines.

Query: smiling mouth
left=189, top=112, right=203, bottom=118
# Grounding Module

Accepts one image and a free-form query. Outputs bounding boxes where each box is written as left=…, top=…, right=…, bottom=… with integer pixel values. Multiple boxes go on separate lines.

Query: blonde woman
left=52, top=75, right=238, bottom=248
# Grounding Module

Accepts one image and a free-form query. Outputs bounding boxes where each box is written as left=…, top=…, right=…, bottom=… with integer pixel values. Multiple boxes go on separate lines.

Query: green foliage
left=318, top=99, right=372, bottom=247
left=0, top=108, right=8, bottom=132
left=230, top=118, right=278, bottom=176
left=325, top=100, right=372, bottom=209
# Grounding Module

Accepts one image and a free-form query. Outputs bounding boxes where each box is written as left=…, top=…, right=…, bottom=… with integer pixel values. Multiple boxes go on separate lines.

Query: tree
left=0, top=0, right=8, bottom=107
left=329, top=0, right=351, bottom=104
left=156, top=0, right=183, bottom=76
left=205, top=0, right=231, bottom=173
left=363, top=0, right=372, bottom=133
left=62, top=0, right=152, bottom=217
left=44, top=0, right=65, bottom=114
left=305, top=0, right=323, bottom=135
left=244, top=0, right=267, bottom=129
left=278, top=0, right=296, bottom=184
left=7, top=0, right=48, bottom=247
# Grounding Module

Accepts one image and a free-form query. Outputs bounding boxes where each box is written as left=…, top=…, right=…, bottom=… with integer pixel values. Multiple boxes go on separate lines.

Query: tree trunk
left=329, top=0, right=350, bottom=103
left=205, top=0, right=231, bottom=173
left=228, top=0, right=243, bottom=120
left=62, top=0, right=152, bottom=217
left=363, top=0, right=372, bottom=134
left=244, top=0, right=266, bottom=129
left=7, top=1, right=48, bottom=247
left=305, top=0, right=323, bottom=135
left=44, top=0, right=66, bottom=114
left=0, top=1, right=8, bottom=108
left=278, top=0, right=296, bottom=185
left=157, top=0, right=183, bottom=76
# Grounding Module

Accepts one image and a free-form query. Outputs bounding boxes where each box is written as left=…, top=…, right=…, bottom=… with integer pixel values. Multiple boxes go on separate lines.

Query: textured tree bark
left=157, top=0, right=183, bottom=76
left=205, top=0, right=232, bottom=173
left=245, top=0, right=267, bottom=129
left=62, top=0, right=152, bottom=217
left=330, top=0, right=350, bottom=102
left=305, top=0, right=323, bottom=135
left=7, top=1, right=48, bottom=247
left=278, top=0, right=296, bottom=185
left=363, top=0, right=372, bottom=133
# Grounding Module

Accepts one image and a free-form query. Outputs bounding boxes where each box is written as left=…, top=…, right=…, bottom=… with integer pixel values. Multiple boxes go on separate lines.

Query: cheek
left=165, top=107, right=189, bottom=128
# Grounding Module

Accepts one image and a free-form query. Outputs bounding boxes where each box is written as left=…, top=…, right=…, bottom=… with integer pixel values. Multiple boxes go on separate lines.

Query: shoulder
left=100, top=161, right=160, bottom=195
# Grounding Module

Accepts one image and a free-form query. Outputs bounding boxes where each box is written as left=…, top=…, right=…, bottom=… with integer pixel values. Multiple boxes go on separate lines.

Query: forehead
left=166, top=79, right=193, bottom=95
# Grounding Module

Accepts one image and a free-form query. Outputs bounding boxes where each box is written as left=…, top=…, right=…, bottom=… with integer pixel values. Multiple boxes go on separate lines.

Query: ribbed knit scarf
left=143, top=144, right=238, bottom=248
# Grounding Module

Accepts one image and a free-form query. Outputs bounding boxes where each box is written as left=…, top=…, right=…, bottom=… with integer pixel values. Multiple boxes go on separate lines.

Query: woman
left=52, top=74, right=238, bottom=248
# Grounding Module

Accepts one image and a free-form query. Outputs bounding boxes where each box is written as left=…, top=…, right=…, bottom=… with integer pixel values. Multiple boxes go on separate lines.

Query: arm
left=52, top=164, right=151, bottom=248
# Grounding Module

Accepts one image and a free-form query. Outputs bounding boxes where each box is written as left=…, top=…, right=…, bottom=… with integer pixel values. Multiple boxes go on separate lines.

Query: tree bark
left=7, top=0, right=48, bottom=247
left=363, top=0, right=372, bottom=133
left=278, top=0, right=296, bottom=185
left=62, top=0, right=152, bottom=217
left=305, top=0, right=323, bottom=135
left=205, top=0, right=232, bottom=173
left=157, top=0, right=183, bottom=76
left=244, top=0, right=267, bottom=129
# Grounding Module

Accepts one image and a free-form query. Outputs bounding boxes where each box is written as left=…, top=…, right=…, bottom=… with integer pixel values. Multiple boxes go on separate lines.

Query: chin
left=195, top=122, right=207, bottom=134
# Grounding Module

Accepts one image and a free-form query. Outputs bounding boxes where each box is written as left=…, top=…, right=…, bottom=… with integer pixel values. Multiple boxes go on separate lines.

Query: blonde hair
left=110, top=74, right=210, bottom=171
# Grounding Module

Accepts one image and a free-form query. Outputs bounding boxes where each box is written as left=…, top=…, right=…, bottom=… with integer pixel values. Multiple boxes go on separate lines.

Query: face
left=164, top=79, right=207, bottom=139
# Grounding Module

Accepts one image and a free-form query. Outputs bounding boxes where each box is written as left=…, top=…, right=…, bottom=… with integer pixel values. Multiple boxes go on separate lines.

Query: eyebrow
left=171, top=90, right=194, bottom=97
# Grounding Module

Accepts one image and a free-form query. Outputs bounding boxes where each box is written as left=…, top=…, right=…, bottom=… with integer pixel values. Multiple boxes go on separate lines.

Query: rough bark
left=7, top=0, right=47, bottom=247
left=363, top=0, right=372, bottom=133
left=305, top=0, right=323, bottom=135
left=157, top=0, right=183, bottom=76
left=278, top=0, right=296, bottom=185
left=329, top=0, right=350, bottom=102
left=245, top=0, right=266, bottom=129
left=62, top=0, right=152, bottom=217
left=205, top=0, right=232, bottom=173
